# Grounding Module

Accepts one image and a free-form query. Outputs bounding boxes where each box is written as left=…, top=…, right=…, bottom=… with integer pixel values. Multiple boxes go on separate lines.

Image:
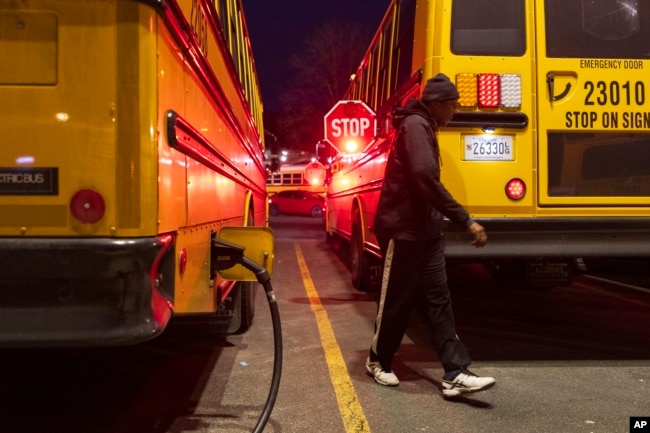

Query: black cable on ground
left=241, top=257, right=282, bottom=433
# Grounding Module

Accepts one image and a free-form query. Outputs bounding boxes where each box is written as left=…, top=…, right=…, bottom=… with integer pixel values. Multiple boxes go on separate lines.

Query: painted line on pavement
left=294, top=243, right=371, bottom=433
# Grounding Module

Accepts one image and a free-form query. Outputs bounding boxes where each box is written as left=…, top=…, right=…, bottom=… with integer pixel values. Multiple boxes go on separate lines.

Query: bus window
left=545, top=0, right=650, bottom=58
left=450, top=0, right=526, bottom=56
left=548, top=133, right=650, bottom=197
left=583, top=0, right=639, bottom=40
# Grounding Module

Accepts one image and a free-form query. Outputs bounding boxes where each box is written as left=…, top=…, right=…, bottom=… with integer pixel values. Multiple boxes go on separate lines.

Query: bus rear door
left=536, top=0, right=650, bottom=209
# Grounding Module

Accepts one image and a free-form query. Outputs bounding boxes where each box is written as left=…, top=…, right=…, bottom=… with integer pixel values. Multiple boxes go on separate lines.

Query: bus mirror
left=375, top=115, right=390, bottom=138
left=316, top=140, right=338, bottom=163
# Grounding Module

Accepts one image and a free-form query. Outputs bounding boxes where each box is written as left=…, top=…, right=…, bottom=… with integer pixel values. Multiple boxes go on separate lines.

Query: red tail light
left=477, top=74, right=500, bottom=108
left=69, top=189, right=105, bottom=223
left=505, top=178, right=526, bottom=200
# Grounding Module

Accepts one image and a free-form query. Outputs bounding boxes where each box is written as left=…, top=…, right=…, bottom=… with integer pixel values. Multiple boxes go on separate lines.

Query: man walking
left=366, top=73, right=495, bottom=398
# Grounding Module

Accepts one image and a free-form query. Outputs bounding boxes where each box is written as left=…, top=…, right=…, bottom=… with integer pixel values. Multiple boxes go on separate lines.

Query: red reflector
left=505, top=178, right=526, bottom=200
left=179, top=248, right=188, bottom=275
left=69, top=189, right=106, bottom=223
left=478, top=74, right=500, bottom=108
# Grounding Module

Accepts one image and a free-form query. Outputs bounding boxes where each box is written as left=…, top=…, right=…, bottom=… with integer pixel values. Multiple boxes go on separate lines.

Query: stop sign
left=304, top=161, right=326, bottom=185
left=323, top=100, right=376, bottom=153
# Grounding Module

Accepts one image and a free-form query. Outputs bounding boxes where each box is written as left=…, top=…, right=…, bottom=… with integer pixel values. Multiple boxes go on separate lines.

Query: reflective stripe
left=371, top=238, right=394, bottom=355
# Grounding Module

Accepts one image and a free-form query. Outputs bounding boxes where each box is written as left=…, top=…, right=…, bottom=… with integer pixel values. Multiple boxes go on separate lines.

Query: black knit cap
left=421, top=73, right=459, bottom=102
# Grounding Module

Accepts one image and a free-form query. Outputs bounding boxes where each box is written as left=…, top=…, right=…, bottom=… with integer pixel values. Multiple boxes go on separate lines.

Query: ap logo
left=631, top=417, right=650, bottom=431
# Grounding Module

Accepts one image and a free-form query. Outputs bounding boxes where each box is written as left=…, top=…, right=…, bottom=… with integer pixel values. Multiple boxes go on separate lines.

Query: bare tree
left=277, top=21, right=370, bottom=153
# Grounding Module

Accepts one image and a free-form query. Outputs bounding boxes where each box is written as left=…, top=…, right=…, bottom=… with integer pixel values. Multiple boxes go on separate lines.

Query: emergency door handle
left=546, top=73, right=555, bottom=104
left=546, top=72, right=571, bottom=104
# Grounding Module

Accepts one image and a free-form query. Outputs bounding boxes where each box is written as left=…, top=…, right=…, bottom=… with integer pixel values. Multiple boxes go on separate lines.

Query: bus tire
left=162, top=282, right=255, bottom=336
left=220, top=209, right=257, bottom=334
left=234, top=209, right=257, bottom=333
left=350, top=210, right=374, bottom=292
left=231, top=281, right=256, bottom=334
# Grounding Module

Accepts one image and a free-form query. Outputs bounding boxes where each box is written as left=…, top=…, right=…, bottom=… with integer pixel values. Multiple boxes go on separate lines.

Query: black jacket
left=372, top=98, right=474, bottom=240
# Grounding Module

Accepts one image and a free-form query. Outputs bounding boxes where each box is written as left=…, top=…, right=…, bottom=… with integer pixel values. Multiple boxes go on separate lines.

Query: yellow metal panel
left=0, top=0, right=119, bottom=236
left=156, top=19, right=189, bottom=234
left=173, top=225, right=215, bottom=314
left=111, top=3, right=161, bottom=235
left=182, top=73, right=236, bottom=226
left=0, top=205, right=67, bottom=227
left=0, top=1, right=165, bottom=237
left=134, top=6, right=160, bottom=234
left=115, top=4, right=143, bottom=231
left=186, top=155, right=235, bottom=225
left=0, top=11, right=57, bottom=84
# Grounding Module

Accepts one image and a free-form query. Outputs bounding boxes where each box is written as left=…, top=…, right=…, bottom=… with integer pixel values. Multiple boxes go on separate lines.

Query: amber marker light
left=456, top=73, right=478, bottom=109
left=70, top=189, right=106, bottom=223
left=505, top=178, right=526, bottom=200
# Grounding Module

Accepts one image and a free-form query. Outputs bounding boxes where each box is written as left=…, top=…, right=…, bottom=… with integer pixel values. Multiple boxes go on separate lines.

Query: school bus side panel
left=158, top=0, right=268, bottom=314
left=327, top=160, right=356, bottom=240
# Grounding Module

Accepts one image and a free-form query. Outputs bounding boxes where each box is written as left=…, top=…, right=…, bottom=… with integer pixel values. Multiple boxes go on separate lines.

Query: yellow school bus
left=266, top=162, right=328, bottom=195
left=325, top=0, right=650, bottom=290
left=0, top=0, right=271, bottom=346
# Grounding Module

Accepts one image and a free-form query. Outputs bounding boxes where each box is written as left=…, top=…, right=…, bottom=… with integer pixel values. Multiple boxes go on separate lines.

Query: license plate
left=464, top=135, right=514, bottom=161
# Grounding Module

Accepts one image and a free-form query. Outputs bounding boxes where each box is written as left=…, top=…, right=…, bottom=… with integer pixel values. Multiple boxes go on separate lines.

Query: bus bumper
left=443, top=217, right=650, bottom=286
left=0, top=236, right=173, bottom=347
left=443, top=217, right=650, bottom=258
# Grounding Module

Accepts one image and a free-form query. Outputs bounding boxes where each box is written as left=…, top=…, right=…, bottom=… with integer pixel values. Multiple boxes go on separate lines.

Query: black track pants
left=370, top=237, right=471, bottom=373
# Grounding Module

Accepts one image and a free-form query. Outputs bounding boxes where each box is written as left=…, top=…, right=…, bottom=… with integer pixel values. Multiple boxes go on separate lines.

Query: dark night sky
left=242, top=0, right=391, bottom=112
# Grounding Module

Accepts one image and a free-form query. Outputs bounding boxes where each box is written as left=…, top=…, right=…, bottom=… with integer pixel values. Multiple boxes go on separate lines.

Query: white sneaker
left=365, top=357, right=399, bottom=386
left=442, top=369, right=495, bottom=397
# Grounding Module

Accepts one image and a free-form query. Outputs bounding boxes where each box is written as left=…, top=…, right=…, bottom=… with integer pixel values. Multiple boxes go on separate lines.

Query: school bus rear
left=0, top=0, right=272, bottom=346
left=419, top=0, right=650, bottom=284
left=0, top=1, right=168, bottom=345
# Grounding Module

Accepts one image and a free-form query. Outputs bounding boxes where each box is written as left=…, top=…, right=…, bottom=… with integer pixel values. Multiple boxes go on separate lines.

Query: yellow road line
left=294, top=243, right=370, bottom=433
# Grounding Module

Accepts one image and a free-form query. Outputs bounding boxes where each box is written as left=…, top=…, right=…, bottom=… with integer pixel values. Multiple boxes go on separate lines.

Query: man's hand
left=468, top=222, right=487, bottom=248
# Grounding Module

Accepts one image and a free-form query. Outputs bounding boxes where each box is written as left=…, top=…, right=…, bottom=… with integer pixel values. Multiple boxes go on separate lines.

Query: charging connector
left=211, top=237, right=281, bottom=433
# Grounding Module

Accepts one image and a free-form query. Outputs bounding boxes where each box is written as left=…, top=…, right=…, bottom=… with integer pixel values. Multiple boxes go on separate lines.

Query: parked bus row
left=324, top=0, right=650, bottom=291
